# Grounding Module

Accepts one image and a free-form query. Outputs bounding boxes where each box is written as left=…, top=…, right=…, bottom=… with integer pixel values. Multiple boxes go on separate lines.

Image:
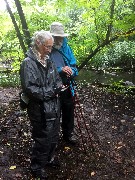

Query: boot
left=31, top=168, right=48, bottom=179
left=63, top=134, right=79, bottom=145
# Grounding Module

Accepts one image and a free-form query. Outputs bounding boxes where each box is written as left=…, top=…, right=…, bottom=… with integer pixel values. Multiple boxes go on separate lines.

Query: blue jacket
left=50, top=38, right=78, bottom=96
left=59, top=38, right=78, bottom=77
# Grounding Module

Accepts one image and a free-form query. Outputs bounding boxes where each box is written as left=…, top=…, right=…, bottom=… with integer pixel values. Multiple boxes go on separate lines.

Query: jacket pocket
left=43, top=99, right=58, bottom=119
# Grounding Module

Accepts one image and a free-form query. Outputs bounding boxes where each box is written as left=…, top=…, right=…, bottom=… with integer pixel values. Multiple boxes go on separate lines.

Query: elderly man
left=50, top=22, right=78, bottom=145
left=20, top=30, right=63, bottom=179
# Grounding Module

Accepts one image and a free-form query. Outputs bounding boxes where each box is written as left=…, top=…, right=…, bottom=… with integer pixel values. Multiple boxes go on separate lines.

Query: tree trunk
left=4, top=0, right=27, bottom=55
left=14, top=0, right=31, bottom=47
left=105, top=0, right=115, bottom=41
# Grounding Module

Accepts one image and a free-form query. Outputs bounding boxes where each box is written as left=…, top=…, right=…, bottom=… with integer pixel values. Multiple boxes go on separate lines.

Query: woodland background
left=0, top=1, right=135, bottom=179
left=0, top=0, right=135, bottom=87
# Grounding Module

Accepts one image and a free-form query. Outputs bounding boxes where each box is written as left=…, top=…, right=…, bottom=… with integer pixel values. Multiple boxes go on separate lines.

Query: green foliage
left=0, top=72, right=20, bottom=87
left=90, top=40, right=135, bottom=69
left=107, top=80, right=135, bottom=95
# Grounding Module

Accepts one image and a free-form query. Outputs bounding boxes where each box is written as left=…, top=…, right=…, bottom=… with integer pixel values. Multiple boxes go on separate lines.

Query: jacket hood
left=60, top=37, right=76, bottom=65
left=26, top=47, right=38, bottom=62
left=61, top=37, right=68, bottom=49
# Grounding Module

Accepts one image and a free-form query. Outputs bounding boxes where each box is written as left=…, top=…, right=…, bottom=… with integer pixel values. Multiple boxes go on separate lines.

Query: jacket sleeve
left=52, top=62, right=63, bottom=94
left=20, top=58, right=56, bottom=102
left=60, top=38, right=78, bottom=77
left=70, top=65, right=78, bottom=77
left=65, top=46, right=78, bottom=77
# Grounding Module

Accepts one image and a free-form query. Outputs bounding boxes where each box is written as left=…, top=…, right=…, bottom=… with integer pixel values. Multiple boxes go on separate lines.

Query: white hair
left=31, top=30, right=54, bottom=48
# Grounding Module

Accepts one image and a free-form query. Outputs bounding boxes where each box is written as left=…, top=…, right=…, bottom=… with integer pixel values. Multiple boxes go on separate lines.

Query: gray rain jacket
left=20, top=48, right=63, bottom=121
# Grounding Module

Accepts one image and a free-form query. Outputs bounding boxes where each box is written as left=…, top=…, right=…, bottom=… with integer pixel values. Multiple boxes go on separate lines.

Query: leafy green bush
left=107, top=80, right=135, bottom=94
left=0, top=72, right=20, bottom=87
left=90, top=40, right=135, bottom=69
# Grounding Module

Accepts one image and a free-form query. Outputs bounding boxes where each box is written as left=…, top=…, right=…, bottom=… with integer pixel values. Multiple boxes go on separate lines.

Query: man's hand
left=55, top=85, right=67, bottom=95
left=61, top=85, right=69, bottom=91
left=62, top=66, right=72, bottom=77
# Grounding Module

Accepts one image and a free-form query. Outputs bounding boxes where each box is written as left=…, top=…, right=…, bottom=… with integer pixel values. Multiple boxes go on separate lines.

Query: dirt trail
left=0, top=86, right=135, bottom=180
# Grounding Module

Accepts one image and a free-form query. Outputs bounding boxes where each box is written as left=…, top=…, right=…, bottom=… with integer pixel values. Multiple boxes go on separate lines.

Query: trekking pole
left=73, top=97, right=88, bottom=154
left=74, top=90, right=94, bottom=149
left=69, top=79, right=95, bottom=153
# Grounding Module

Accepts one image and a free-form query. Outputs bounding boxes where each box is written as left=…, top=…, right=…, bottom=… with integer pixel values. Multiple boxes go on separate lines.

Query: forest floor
left=0, top=85, right=135, bottom=180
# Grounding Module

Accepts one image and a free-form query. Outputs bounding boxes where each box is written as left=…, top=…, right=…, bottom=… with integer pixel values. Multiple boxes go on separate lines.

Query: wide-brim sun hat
left=50, top=22, right=69, bottom=37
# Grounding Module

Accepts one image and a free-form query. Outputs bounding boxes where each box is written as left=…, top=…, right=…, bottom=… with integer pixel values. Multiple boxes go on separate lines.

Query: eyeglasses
left=43, top=45, right=52, bottom=50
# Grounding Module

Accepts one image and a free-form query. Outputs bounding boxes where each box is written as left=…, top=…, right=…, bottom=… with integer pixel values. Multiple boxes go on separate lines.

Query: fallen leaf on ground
left=9, top=166, right=16, bottom=170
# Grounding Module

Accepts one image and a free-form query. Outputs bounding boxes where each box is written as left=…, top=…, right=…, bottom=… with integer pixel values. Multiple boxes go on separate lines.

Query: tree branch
left=78, top=27, right=135, bottom=71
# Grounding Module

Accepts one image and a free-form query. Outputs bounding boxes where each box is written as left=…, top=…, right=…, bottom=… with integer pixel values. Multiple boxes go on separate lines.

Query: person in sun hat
left=50, top=22, right=78, bottom=145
